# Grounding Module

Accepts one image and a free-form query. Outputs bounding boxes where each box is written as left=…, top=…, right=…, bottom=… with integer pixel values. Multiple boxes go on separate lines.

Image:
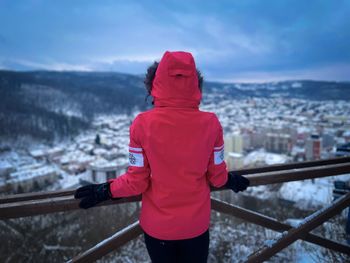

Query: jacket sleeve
left=109, top=115, right=151, bottom=197
left=206, top=115, right=228, bottom=187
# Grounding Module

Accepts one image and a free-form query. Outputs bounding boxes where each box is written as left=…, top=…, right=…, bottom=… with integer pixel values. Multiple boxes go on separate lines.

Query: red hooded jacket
left=109, top=51, right=228, bottom=240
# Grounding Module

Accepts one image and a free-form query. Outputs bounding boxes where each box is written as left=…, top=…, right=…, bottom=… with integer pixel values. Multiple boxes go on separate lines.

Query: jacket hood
left=151, top=51, right=201, bottom=108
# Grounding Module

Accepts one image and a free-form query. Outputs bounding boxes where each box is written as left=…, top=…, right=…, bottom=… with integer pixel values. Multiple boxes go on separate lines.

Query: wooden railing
left=1, top=156, right=350, bottom=262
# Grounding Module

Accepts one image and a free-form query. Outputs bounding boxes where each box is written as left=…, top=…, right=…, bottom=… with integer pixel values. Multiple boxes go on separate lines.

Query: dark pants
left=144, top=230, right=209, bottom=263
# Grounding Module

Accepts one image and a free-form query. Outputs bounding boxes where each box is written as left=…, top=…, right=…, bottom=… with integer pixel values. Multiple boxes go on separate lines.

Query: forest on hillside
left=1, top=70, right=349, bottom=143
left=0, top=71, right=148, bottom=142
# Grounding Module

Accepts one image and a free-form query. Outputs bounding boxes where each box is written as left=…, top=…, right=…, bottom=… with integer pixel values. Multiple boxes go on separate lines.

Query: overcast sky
left=0, top=0, right=349, bottom=82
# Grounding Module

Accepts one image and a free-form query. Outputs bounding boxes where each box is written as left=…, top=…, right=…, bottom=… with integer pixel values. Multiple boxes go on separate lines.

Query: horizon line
left=0, top=68, right=349, bottom=85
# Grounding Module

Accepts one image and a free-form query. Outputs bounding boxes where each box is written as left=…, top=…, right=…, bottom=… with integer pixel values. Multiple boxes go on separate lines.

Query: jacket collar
left=154, top=98, right=199, bottom=109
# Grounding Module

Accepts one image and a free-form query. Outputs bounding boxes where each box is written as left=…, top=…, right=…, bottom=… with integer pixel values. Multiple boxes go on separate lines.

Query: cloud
left=213, top=63, right=350, bottom=83
left=0, top=1, right=349, bottom=82
left=0, top=58, right=93, bottom=71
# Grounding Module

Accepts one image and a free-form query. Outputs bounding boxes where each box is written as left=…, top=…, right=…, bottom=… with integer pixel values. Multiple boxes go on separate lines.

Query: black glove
left=225, top=171, right=250, bottom=193
left=74, top=182, right=112, bottom=209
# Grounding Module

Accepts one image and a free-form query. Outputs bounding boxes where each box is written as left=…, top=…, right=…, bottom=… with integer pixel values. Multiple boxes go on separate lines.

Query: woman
left=74, top=51, right=250, bottom=263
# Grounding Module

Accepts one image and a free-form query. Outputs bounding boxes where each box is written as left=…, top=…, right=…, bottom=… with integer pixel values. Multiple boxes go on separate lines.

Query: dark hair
left=144, top=61, right=203, bottom=101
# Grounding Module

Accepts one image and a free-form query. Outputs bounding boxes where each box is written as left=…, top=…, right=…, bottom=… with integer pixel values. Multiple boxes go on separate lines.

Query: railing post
left=246, top=192, right=350, bottom=263
left=68, top=221, right=143, bottom=263
left=211, top=198, right=350, bottom=255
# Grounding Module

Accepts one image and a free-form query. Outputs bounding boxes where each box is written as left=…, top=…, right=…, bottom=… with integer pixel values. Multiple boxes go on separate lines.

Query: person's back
left=74, top=51, right=250, bottom=263
left=138, top=104, right=225, bottom=239
left=110, top=51, right=227, bottom=240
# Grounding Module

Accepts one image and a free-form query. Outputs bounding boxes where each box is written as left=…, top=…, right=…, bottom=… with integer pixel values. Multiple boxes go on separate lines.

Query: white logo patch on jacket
left=129, top=147, right=144, bottom=167
left=214, top=145, right=224, bottom=165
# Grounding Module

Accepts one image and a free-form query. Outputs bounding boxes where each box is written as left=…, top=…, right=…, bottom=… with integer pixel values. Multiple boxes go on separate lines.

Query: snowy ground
left=244, top=174, right=350, bottom=212
left=241, top=149, right=350, bottom=210
left=278, top=174, right=350, bottom=210
left=243, top=149, right=289, bottom=166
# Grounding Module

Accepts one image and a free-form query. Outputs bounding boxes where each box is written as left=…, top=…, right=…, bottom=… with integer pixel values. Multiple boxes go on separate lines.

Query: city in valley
left=1, top=85, right=350, bottom=262
left=1, top=96, right=349, bottom=210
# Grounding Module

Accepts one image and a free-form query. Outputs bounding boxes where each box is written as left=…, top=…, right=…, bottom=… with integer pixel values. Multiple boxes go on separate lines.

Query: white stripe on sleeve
left=129, top=146, right=143, bottom=152
left=214, top=144, right=224, bottom=150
